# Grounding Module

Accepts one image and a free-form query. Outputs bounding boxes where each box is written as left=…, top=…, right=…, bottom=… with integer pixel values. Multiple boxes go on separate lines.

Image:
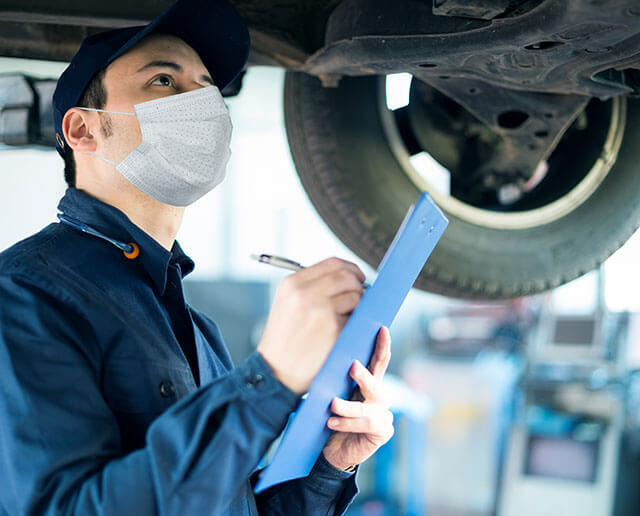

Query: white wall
left=0, top=148, right=67, bottom=249
left=0, top=58, right=69, bottom=250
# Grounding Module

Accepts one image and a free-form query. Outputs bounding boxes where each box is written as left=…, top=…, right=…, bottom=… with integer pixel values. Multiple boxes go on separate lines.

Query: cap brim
left=109, top=0, right=250, bottom=90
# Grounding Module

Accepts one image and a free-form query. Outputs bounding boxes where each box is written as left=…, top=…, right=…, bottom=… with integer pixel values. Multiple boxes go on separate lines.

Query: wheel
left=283, top=72, right=640, bottom=299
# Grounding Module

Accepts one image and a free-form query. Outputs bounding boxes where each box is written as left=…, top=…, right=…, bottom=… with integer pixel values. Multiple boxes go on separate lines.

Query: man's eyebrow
left=137, top=60, right=215, bottom=85
left=137, top=60, right=183, bottom=73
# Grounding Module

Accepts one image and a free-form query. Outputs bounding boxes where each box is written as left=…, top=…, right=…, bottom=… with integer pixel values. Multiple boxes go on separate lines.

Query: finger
left=330, top=397, right=366, bottom=418
left=350, top=360, right=380, bottom=402
left=298, top=257, right=365, bottom=284
left=367, top=326, right=387, bottom=374
left=327, top=416, right=374, bottom=434
left=291, top=257, right=345, bottom=283
left=370, top=327, right=392, bottom=380
left=314, top=268, right=364, bottom=298
left=336, top=260, right=365, bottom=284
left=327, top=410, right=394, bottom=437
left=332, top=290, right=364, bottom=315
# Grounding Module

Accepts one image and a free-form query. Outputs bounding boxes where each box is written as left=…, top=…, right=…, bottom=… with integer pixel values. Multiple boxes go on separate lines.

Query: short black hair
left=62, top=68, right=108, bottom=187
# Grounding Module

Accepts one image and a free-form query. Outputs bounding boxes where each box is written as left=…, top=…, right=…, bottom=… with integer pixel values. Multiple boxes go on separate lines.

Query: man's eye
left=151, top=75, right=173, bottom=87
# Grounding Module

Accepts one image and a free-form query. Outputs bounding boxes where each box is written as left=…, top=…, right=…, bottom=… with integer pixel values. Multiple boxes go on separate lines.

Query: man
left=0, top=0, right=394, bottom=515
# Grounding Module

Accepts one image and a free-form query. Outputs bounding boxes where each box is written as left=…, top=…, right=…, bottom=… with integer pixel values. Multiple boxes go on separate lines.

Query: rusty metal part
left=1, top=1, right=639, bottom=101
left=415, top=76, right=590, bottom=191
left=313, top=0, right=640, bottom=100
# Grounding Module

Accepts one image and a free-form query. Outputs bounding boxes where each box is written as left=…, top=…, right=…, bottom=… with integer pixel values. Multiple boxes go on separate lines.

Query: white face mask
left=77, top=85, right=232, bottom=207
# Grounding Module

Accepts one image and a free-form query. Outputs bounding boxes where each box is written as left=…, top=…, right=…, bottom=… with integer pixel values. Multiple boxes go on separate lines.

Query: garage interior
left=2, top=1, right=640, bottom=515
left=2, top=56, right=640, bottom=515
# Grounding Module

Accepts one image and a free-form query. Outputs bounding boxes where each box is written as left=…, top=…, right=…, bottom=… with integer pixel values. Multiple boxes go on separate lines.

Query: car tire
left=283, top=72, right=640, bottom=299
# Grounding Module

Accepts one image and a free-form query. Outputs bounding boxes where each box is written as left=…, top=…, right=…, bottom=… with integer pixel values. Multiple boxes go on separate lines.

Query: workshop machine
left=498, top=308, right=640, bottom=516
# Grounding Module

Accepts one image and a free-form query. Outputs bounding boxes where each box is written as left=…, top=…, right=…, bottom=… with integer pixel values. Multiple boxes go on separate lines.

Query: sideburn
left=98, top=111, right=114, bottom=138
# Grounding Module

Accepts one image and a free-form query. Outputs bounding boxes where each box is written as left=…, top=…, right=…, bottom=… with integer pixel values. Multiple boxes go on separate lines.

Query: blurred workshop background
left=2, top=58, right=640, bottom=516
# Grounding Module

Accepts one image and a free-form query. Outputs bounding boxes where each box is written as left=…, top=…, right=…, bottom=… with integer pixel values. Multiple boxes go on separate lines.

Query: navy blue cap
left=52, top=0, right=250, bottom=158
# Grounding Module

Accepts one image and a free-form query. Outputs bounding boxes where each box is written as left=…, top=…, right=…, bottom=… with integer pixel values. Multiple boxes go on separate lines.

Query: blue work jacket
left=0, top=187, right=357, bottom=515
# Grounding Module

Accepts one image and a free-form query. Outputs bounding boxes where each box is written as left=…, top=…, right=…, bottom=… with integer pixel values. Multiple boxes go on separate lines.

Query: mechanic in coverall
left=0, top=0, right=395, bottom=514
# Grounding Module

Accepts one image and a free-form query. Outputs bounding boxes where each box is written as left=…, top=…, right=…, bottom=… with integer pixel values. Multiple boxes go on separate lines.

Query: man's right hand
left=257, top=257, right=366, bottom=395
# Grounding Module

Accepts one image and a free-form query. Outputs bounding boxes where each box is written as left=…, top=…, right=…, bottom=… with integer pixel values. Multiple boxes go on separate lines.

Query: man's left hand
left=322, top=326, right=394, bottom=471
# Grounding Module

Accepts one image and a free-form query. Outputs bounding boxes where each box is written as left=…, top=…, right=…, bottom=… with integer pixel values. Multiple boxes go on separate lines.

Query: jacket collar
left=57, top=187, right=194, bottom=295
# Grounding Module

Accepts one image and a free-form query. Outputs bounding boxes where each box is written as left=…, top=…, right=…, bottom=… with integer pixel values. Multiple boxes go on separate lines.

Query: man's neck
left=77, top=183, right=185, bottom=251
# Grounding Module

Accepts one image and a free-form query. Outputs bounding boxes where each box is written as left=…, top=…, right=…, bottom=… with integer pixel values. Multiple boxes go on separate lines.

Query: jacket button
left=159, top=381, right=176, bottom=398
left=245, top=373, right=265, bottom=388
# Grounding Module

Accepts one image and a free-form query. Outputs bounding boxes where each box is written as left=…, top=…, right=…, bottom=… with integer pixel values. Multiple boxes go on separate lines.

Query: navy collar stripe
left=56, top=188, right=195, bottom=295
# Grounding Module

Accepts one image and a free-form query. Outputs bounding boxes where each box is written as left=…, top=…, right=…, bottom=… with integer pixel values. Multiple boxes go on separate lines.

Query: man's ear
left=62, top=108, right=98, bottom=153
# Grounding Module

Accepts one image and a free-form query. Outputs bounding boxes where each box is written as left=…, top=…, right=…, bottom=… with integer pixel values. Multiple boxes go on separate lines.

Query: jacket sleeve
left=253, top=453, right=359, bottom=516
left=0, top=273, right=300, bottom=516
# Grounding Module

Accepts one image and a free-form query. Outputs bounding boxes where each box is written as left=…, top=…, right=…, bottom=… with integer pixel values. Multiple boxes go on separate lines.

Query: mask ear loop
left=76, top=107, right=135, bottom=116
left=74, top=106, right=137, bottom=166
left=87, top=151, right=117, bottom=166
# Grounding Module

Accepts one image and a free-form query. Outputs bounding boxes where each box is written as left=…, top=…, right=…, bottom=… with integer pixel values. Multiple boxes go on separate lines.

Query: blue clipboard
left=254, top=192, right=449, bottom=493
